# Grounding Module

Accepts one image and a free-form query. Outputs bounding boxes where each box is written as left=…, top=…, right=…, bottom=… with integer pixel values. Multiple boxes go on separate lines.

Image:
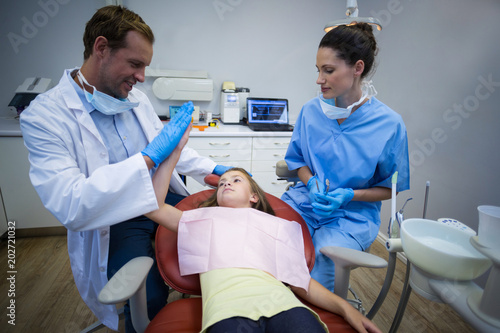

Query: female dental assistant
left=281, top=23, right=410, bottom=292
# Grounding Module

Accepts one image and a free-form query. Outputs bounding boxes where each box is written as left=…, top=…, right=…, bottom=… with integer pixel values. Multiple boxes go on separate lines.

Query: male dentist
left=20, top=5, right=229, bottom=332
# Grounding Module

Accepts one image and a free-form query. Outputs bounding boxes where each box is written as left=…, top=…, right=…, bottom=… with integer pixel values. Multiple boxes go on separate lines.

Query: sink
left=401, top=218, right=492, bottom=281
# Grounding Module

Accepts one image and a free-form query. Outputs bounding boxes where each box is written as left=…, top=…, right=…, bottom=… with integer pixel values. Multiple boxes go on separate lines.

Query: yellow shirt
left=200, top=268, right=326, bottom=332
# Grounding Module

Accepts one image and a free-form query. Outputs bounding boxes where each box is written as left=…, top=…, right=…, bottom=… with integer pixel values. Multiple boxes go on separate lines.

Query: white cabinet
left=251, top=136, right=291, bottom=197
left=0, top=188, right=7, bottom=236
left=185, top=127, right=293, bottom=198
left=186, top=136, right=252, bottom=169
left=185, top=136, right=252, bottom=194
left=0, top=137, right=60, bottom=229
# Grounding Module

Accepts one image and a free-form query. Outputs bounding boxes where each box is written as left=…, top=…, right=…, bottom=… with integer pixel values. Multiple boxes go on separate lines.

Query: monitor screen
left=247, top=98, right=288, bottom=124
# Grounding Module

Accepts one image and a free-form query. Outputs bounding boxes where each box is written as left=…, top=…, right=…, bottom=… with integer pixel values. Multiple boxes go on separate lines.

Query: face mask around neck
left=319, top=80, right=377, bottom=120
left=76, top=70, right=139, bottom=116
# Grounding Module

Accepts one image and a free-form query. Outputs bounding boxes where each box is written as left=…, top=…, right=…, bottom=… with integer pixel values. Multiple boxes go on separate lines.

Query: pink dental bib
left=177, top=207, right=311, bottom=292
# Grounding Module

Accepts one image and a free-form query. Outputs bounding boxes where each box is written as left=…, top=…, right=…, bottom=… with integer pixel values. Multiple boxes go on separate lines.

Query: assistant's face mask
left=77, top=70, right=139, bottom=115
left=319, top=80, right=377, bottom=120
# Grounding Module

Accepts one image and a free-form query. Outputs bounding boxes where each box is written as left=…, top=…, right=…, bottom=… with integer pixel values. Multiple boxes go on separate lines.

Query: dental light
left=324, top=0, right=382, bottom=32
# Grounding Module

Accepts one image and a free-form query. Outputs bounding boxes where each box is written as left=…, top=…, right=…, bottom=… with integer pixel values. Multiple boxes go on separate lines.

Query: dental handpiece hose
left=422, top=181, right=430, bottom=219
left=389, top=171, right=398, bottom=238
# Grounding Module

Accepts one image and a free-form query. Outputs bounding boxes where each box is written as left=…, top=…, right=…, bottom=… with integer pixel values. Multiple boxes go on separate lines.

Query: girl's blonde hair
left=199, top=168, right=275, bottom=215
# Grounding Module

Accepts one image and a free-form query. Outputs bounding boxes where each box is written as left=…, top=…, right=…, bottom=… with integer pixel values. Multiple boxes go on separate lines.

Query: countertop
left=188, top=122, right=293, bottom=137
left=0, top=116, right=21, bottom=137
left=0, top=116, right=293, bottom=137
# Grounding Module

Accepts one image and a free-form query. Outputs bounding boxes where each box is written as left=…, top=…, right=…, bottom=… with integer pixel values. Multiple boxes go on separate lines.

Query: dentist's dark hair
left=319, top=22, right=378, bottom=79
left=83, top=5, right=154, bottom=60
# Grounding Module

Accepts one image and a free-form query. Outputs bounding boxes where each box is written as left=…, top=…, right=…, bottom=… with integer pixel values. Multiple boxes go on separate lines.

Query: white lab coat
left=20, top=69, right=216, bottom=330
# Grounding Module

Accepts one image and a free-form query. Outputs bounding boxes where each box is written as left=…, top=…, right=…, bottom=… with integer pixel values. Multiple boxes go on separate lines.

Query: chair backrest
left=155, top=190, right=315, bottom=296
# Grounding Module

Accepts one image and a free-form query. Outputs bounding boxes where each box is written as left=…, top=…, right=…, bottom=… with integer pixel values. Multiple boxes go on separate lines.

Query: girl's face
left=316, top=47, right=363, bottom=104
left=216, top=171, right=258, bottom=208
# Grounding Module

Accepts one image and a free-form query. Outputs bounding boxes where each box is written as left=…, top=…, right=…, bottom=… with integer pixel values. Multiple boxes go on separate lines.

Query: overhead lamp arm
left=346, top=0, right=358, bottom=17
left=324, top=0, right=382, bottom=33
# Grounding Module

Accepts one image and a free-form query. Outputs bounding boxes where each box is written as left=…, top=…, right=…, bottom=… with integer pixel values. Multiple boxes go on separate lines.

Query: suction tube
left=367, top=251, right=397, bottom=319
left=422, top=181, right=430, bottom=219
left=389, top=172, right=399, bottom=238
left=389, top=181, right=431, bottom=332
left=369, top=172, right=399, bottom=319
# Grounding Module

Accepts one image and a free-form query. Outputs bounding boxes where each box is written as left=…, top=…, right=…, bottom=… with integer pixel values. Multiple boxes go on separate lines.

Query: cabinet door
left=252, top=136, right=290, bottom=150
left=252, top=172, right=291, bottom=198
left=196, top=149, right=252, bottom=163
left=251, top=136, right=291, bottom=198
left=252, top=149, right=287, bottom=164
left=187, top=137, right=252, bottom=151
left=251, top=137, right=290, bottom=172
left=185, top=137, right=252, bottom=194
left=0, top=137, right=60, bottom=229
left=0, top=188, right=7, bottom=236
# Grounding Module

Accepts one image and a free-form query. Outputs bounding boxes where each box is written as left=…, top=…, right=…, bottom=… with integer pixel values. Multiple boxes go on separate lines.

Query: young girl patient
left=145, top=128, right=381, bottom=333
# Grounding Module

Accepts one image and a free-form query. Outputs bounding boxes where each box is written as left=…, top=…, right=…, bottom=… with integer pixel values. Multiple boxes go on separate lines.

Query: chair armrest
left=276, top=160, right=299, bottom=180
left=320, top=246, right=387, bottom=299
left=98, top=256, right=154, bottom=333
left=320, top=246, right=387, bottom=270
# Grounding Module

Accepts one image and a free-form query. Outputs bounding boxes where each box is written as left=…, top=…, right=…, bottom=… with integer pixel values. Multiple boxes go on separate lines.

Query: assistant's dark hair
left=83, top=5, right=154, bottom=60
left=198, top=168, right=275, bottom=216
left=319, top=22, right=378, bottom=78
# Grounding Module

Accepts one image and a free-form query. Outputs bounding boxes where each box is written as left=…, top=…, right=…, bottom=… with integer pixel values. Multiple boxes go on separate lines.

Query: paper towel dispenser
left=147, top=68, right=214, bottom=101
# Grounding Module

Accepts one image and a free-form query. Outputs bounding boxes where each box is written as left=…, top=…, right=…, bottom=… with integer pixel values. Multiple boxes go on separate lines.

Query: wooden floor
left=0, top=235, right=476, bottom=333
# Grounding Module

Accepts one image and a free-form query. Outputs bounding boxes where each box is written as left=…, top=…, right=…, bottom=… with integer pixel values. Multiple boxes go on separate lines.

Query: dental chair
left=276, top=160, right=395, bottom=318
left=98, top=176, right=358, bottom=333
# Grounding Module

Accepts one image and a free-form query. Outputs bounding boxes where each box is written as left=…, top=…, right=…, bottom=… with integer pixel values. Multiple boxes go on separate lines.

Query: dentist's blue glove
left=141, top=101, right=194, bottom=167
left=212, top=165, right=233, bottom=176
left=307, top=175, right=325, bottom=204
left=312, top=188, right=354, bottom=218
left=212, top=165, right=253, bottom=177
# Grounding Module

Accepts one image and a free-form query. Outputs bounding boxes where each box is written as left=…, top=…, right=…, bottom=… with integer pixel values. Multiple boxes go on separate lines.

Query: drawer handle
left=273, top=154, right=286, bottom=157
left=271, top=181, right=289, bottom=185
left=273, top=143, right=288, bottom=146
left=209, top=154, right=230, bottom=158
left=209, top=142, right=231, bottom=146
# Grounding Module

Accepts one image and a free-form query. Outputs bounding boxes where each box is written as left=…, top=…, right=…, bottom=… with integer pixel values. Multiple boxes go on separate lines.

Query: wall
left=1, top=0, right=499, bottom=238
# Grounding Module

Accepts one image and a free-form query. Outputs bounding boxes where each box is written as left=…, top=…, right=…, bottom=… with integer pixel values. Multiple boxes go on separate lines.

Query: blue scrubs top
left=282, top=96, right=409, bottom=248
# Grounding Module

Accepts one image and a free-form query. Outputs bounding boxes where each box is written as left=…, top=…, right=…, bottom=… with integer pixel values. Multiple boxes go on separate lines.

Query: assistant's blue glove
left=311, top=188, right=354, bottom=218
left=141, top=101, right=194, bottom=167
left=212, top=165, right=233, bottom=176
left=307, top=175, right=325, bottom=204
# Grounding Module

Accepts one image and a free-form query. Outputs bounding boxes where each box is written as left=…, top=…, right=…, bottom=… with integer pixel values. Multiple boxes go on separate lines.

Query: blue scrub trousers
left=207, top=307, right=326, bottom=333
left=282, top=194, right=363, bottom=293
left=107, top=192, right=186, bottom=333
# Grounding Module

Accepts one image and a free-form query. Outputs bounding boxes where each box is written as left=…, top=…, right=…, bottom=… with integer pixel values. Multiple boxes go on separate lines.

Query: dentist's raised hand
left=142, top=101, right=194, bottom=167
